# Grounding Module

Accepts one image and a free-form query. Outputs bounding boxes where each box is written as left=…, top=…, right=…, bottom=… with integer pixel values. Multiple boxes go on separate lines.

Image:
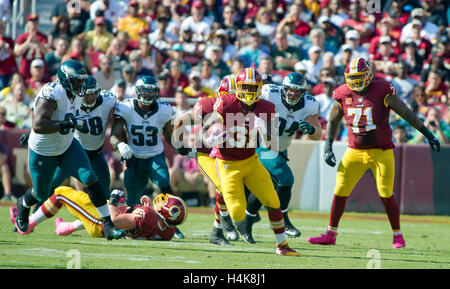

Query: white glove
left=72, top=116, right=87, bottom=131
left=254, top=117, right=267, bottom=135
left=117, top=142, right=133, bottom=160
left=205, top=127, right=228, bottom=147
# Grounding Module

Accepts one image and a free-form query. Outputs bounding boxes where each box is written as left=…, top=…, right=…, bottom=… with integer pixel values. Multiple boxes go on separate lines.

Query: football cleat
left=283, top=213, right=301, bottom=238
left=220, top=214, right=239, bottom=241
left=275, top=243, right=301, bottom=257
left=173, top=227, right=185, bottom=239
left=54, top=217, right=76, bottom=236
left=15, top=196, right=31, bottom=233
left=102, top=217, right=126, bottom=240
left=392, top=233, right=406, bottom=249
left=10, top=206, right=36, bottom=235
left=209, top=227, right=231, bottom=246
left=236, top=214, right=257, bottom=244
left=307, top=230, right=337, bottom=245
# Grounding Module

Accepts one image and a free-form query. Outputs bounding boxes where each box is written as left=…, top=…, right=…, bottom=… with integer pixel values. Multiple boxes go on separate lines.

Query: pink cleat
left=54, top=217, right=76, bottom=236
left=392, top=234, right=406, bottom=248
left=307, top=230, right=337, bottom=245
left=9, top=206, right=36, bottom=235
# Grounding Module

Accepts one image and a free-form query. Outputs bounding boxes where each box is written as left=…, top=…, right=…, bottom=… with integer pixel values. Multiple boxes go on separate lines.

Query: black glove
left=20, top=131, right=31, bottom=146
left=298, top=120, right=316, bottom=135
left=59, top=116, right=86, bottom=132
left=419, top=125, right=440, bottom=152
left=324, top=138, right=336, bottom=167
left=176, top=146, right=192, bottom=156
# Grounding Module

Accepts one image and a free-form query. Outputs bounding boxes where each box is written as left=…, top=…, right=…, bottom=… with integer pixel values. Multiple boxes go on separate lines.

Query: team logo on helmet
left=153, top=194, right=188, bottom=227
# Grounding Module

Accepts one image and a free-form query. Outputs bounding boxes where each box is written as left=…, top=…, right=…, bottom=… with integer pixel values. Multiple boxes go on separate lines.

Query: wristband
left=325, top=137, right=333, bottom=151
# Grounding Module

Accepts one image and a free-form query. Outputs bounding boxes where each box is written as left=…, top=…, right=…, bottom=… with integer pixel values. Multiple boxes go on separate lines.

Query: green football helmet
left=82, top=75, right=101, bottom=108
left=281, top=72, right=307, bottom=107
left=135, top=76, right=159, bottom=105
left=57, top=60, right=88, bottom=97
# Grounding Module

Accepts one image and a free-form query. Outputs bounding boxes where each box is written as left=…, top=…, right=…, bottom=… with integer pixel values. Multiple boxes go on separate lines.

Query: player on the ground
left=204, top=67, right=300, bottom=256
left=14, top=60, right=125, bottom=240
left=307, top=57, right=440, bottom=248
left=110, top=75, right=187, bottom=238
left=52, top=76, right=116, bottom=197
left=236, top=72, right=322, bottom=244
left=9, top=187, right=187, bottom=240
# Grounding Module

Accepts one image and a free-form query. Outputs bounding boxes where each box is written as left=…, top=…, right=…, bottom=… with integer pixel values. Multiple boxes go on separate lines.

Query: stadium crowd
left=0, top=0, right=449, bottom=204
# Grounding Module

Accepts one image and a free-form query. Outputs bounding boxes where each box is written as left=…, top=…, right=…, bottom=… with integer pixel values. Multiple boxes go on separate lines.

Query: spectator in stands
left=424, top=70, right=449, bottom=105
left=117, top=1, right=148, bottom=42
left=197, top=58, right=221, bottom=92
left=90, top=0, right=126, bottom=24
left=0, top=141, right=13, bottom=202
left=66, top=1, right=91, bottom=37
left=14, top=14, right=49, bottom=81
left=138, top=37, right=163, bottom=76
left=165, top=43, right=192, bottom=75
left=312, top=67, right=334, bottom=96
left=400, top=38, right=425, bottom=76
left=317, top=15, right=341, bottom=53
left=208, top=45, right=231, bottom=79
left=157, top=70, right=172, bottom=99
left=411, top=85, right=431, bottom=118
left=339, top=2, right=374, bottom=45
left=334, top=44, right=353, bottom=77
left=179, top=0, right=213, bottom=44
left=26, top=59, right=49, bottom=94
left=121, top=64, right=138, bottom=98
left=301, top=45, right=323, bottom=86
left=229, top=58, right=246, bottom=78
left=94, top=54, right=121, bottom=91
left=150, top=5, right=180, bottom=38
left=410, top=106, right=449, bottom=144
left=0, top=82, right=32, bottom=128
left=237, top=28, right=270, bottom=68
left=183, top=71, right=215, bottom=99
left=315, top=77, right=336, bottom=121
left=421, top=56, right=449, bottom=87
left=254, top=6, right=278, bottom=46
left=391, top=61, right=419, bottom=104
left=393, top=125, right=409, bottom=144
left=339, top=29, right=370, bottom=61
left=174, top=88, right=191, bottom=112
left=0, top=73, right=33, bottom=105
left=84, top=9, right=114, bottom=34
left=148, top=16, right=177, bottom=52
left=0, top=105, right=15, bottom=130
left=372, top=36, right=399, bottom=75
left=257, top=56, right=274, bottom=76
left=204, top=0, right=221, bottom=23
left=128, top=50, right=154, bottom=79
left=168, top=59, right=189, bottom=94
left=407, top=20, right=432, bottom=61
left=84, top=16, right=114, bottom=52
left=110, top=78, right=129, bottom=102
left=401, top=8, right=439, bottom=43
left=369, top=18, right=401, bottom=58
left=0, top=19, right=18, bottom=90
left=62, top=37, right=93, bottom=73
left=105, top=37, right=129, bottom=74
left=47, top=16, right=72, bottom=50
left=45, top=37, right=69, bottom=78
left=302, top=28, right=335, bottom=59
left=220, top=5, right=240, bottom=46
left=270, top=31, right=302, bottom=72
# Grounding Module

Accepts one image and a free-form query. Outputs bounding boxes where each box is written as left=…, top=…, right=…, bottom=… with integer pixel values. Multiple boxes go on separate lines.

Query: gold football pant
left=43, top=186, right=103, bottom=237
left=215, top=154, right=280, bottom=222
left=334, top=148, right=395, bottom=198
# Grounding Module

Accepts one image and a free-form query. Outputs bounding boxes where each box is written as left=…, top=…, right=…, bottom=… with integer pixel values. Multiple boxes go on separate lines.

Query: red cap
left=192, top=0, right=204, bottom=8
left=27, top=13, right=39, bottom=21
left=69, top=52, right=82, bottom=60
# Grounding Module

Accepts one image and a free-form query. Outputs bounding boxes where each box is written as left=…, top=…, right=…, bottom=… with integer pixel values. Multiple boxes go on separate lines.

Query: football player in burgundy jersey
left=203, top=68, right=300, bottom=256
left=172, top=75, right=240, bottom=246
left=308, top=57, right=440, bottom=249
left=10, top=186, right=187, bottom=241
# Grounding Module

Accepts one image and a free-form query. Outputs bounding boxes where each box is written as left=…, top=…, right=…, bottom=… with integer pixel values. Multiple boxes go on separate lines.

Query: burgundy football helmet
left=235, top=68, right=262, bottom=105
left=344, top=57, right=373, bottom=92
left=217, top=75, right=236, bottom=96
left=153, top=194, right=187, bottom=227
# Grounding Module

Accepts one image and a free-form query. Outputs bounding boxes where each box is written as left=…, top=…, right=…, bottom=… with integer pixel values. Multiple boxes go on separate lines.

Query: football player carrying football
left=205, top=68, right=300, bottom=256
left=14, top=60, right=125, bottom=240
left=9, top=187, right=187, bottom=241
left=307, top=57, right=440, bottom=248
left=173, top=75, right=240, bottom=245
left=237, top=72, right=322, bottom=244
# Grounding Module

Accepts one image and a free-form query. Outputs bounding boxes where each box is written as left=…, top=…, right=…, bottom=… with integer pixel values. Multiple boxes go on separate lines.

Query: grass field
left=1, top=204, right=449, bottom=270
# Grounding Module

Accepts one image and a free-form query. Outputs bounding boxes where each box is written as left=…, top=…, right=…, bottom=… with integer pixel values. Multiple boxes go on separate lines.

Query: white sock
left=393, top=230, right=402, bottom=236
left=29, top=207, right=47, bottom=224
left=71, top=220, right=84, bottom=231
left=245, top=209, right=257, bottom=217
left=213, top=220, right=221, bottom=229
left=275, top=232, right=287, bottom=245
left=96, top=204, right=110, bottom=218
left=219, top=210, right=229, bottom=217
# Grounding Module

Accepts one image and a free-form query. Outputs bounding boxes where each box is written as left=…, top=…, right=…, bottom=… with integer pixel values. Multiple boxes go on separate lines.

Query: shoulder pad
left=38, top=82, right=59, bottom=101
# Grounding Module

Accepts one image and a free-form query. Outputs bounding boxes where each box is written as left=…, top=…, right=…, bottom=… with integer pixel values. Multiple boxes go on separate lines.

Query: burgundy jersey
left=116, top=205, right=175, bottom=240
left=214, top=93, right=276, bottom=160
left=333, top=79, right=396, bottom=150
left=192, top=97, right=218, bottom=154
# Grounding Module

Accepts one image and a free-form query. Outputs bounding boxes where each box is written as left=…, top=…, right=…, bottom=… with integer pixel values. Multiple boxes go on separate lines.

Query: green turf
left=1, top=205, right=449, bottom=269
